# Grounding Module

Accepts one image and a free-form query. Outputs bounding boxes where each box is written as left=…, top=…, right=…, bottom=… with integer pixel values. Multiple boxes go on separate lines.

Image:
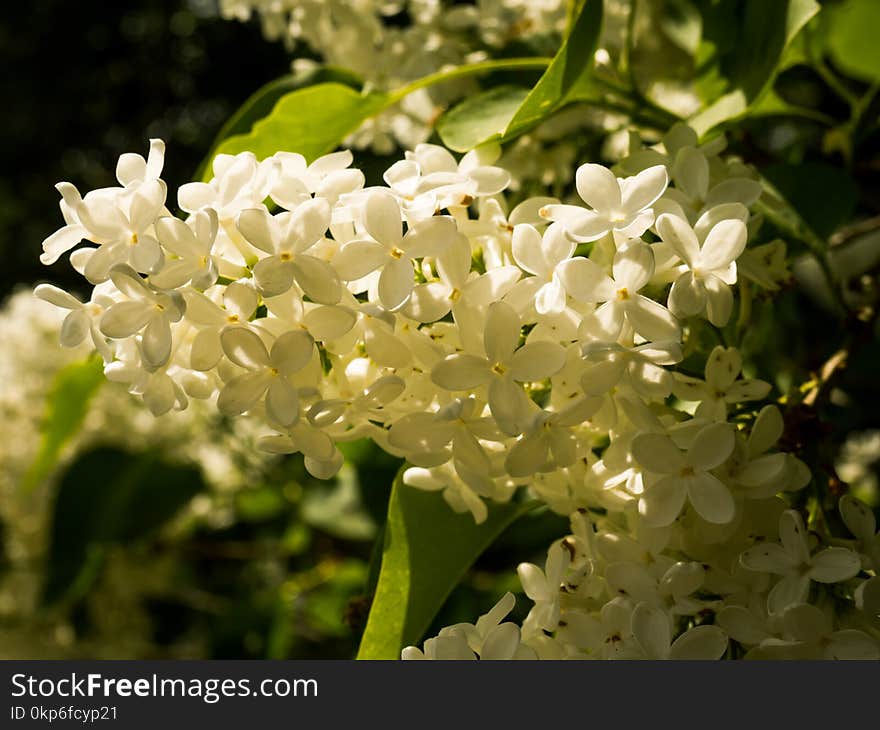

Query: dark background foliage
left=0, top=0, right=289, bottom=299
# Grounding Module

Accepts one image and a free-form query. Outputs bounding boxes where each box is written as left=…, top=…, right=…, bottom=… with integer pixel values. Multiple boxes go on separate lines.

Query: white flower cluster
left=37, top=126, right=879, bottom=659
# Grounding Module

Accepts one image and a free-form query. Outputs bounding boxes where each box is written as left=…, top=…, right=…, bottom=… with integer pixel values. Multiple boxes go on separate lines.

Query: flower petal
left=621, top=165, right=668, bottom=213
left=632, top=433, right=686, bottom=474
left=808, top=548, right=862, bottom=583
left=292, top=254, right=342, bottom=305
left=511, top=223, right=546, bottom=276
left=639, top=475, right=688, bottom=527
left=265, top=378, right=299, bottom=426
left=236, top=208, right=279, bottom=254
left=688, top=422, right=735, bottom=471
left=657, top=213, right=700, bottom=267
left=220, top=327, right=270, bottom=369
left=483, top=301, right=520, bottom=365
left=432, top=354, right=491, bottom=391
left=699, top=219, right=747, bottom=271
left=631, top=603, right=671, bottom=659
left=271, top=329, right=314, bottom=375
left=576, top=163, right=622, bottom=213
left=557, top=257, right=616, bottom=303
left=686, top=472, right=735, bottom=524
left=508, top=341, right=566, bottom=382
left=669, top=625, right=727, bottom=660
left=363, top=190, right=402, bottom=247
left=217, top=371, right=271, bottom=416
left=668, top=271, right=706, bottom=317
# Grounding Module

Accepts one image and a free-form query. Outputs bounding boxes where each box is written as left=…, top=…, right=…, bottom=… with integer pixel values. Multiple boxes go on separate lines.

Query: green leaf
left=21, top=356, right=104, bottom=492
left=205, top=83, right=389, bottom=175
left=826, top=0, right=880, bottom=83
left=356, top=469, right=533, bottom=659
left=503, top=0, right=604, bottom=140
left=44, top=447, right=205, bottom=605
left=195, top=67, right=363, bottom=180
left=433, top=0, right=603, bottom=152
left=690, top=0, right=820, bottom=136
left=747, top=89, right=834, bottom=126
left=437, top=85, right=530, bottom=152
left=762, top=162, right=857, bottom=239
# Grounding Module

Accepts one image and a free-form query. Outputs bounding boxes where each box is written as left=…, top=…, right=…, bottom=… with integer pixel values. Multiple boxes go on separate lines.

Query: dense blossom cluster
left=37, top=126, right=880, bottom=659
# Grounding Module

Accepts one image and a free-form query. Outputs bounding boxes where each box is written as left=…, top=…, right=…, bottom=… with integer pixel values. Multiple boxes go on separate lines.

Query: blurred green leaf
left=660, top=0, right=703, bottom=56
left=196, top=67, right=364, bottom=180
left=826, top=0, right=880, bottom=83
left=44, top=447, right=205, bottom=605
left=748, top=89, right=834, bottom=125
left=762, top=162, right=857, bottom=239
left=504, top=0, right=604, bottom=140
left=236, top=485, right=288, bottom=523
left=437, top=86, right=530, bottom=152
left=22, top=356, right=103, bottom=492
left=433, top=0, right=602, bottom=152
left=301, top=464, right=377, bottom=541
left=356, top=468, right=533, bottom=659
left=691, top=0, right=820, bottom=135
left=205, top=83, right=389, bottom=175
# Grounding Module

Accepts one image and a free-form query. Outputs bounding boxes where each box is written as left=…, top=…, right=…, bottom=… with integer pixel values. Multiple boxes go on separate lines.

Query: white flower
left=506, top=222, right=575, bottom=316
left=403, top=462, right=497, bottom=524
left=657, top=210, right=748, bottom=326
left=672, top=346, right=771, bottom=421
left=236, top=199, right=340, bottom=301
left=179, top=151, right=278, bottom=221
left=333, top=191, right=455, bottom=310
left=152, top=209, right=220, bottom=290
left=743, top=604, right=880, bottom=660
left=270, top=150, right=364, bottom=208
left=52, top=178, right=168, bottom=283
left=116, top=138, right=166, bottom=187
left=559, top=240, right=680, bottom=342
left=404, top=592, right=536, bottom=660
left=839, top=495, right=880, bottom=572
left=430, top=301, right=566, bottom=435
left=259, top=422, right=343, bottom=479
left=99, top=265, right=185, bottom=369
left=540, top=164, right=668, bottom=243
left=182, top=281, right=259, bottom=371
left=740, top=510, right=862, bottom=615
left=403, top=231, right=520, bottom=323
left=605, top=560, right=711, bottom=615
left=217, top=327, right=315, bottom=426
left=388, top=396, right=500, bottom=472
left=663, top=145, right=762, bottom=220
left=783, top=604, right=879, bottom=659
left=33, top=283, right=114, bottom=362
left=723, top=405, right=790, bottom=497
left=504, top=398, right=599, bottom=477
left=632, top=421, right=736, bottom=526
left=628, top=602, right=728, bottom=660
left=518, top=541, right=571, bottom=632
left=580, top=340, right=682, bottom=404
